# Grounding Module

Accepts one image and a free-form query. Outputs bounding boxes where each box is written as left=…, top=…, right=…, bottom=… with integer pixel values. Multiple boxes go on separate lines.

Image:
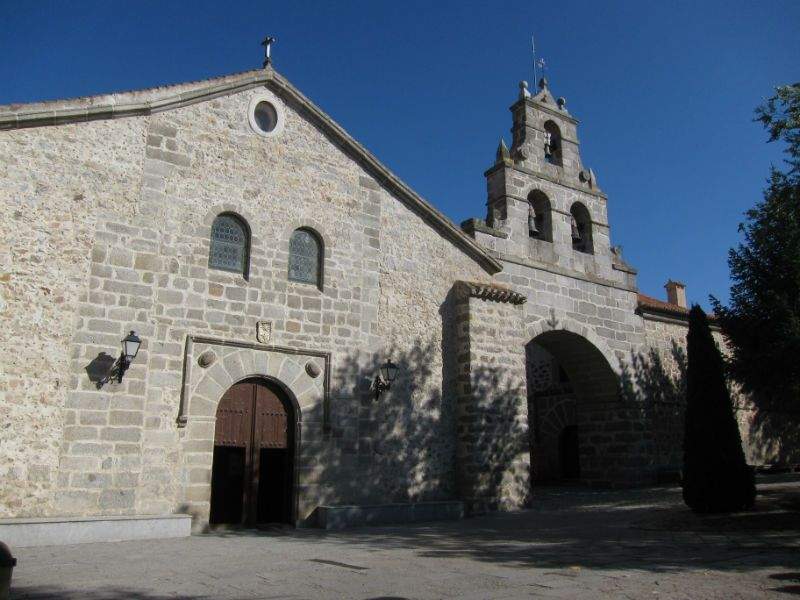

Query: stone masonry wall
left=0, top=117, right=147, bottom=518
left=453, top=285, right=530, bottom=512
left=642, top=315, right=800, bottom=469
left=0, top=79, right=492, bottom=520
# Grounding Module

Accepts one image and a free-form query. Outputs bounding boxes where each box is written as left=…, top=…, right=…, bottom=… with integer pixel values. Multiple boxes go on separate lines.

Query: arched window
left=209, top=213, right=250, bottom=278
left=527, top=190, right=552, bottom=242
left=570, top=202, right=593, bottom=254
left=288, top=228, right=323, bottom=288
left=543, top=120, right=563, bottom=166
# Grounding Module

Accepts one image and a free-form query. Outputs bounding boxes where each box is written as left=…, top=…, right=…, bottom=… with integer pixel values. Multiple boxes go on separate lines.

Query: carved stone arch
left=179, top=343, right=326, bottom=531
left=187, top=348, right=322, bottom=419
left=525, top=316, right=634, bottom=485
left=526, top=316, right=622, bottom=377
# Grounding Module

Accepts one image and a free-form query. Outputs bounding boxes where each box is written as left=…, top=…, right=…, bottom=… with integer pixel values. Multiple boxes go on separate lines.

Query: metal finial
left=261, top=36, right=276, bottom=68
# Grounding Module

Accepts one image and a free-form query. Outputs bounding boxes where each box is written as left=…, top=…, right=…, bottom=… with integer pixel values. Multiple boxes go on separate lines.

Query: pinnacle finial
left=538, top=76, right=548, bottom=91
left=519, top=80, right=531, bottom=100
left=496, top=138, right=510, bottom=163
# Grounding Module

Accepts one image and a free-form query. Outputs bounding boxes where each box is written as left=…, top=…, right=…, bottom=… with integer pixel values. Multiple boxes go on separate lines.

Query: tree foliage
left=682, top=306, right=755, bottom=513
left=711, top=83, right=800, bottom=399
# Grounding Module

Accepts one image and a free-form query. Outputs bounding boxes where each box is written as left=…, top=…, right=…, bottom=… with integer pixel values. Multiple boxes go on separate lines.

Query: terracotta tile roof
left=637, top=293, right=718, bottom=322
left=637, top=293, right=688, bottom=316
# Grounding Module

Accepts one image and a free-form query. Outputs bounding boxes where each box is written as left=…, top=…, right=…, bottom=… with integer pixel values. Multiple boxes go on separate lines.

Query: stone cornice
left=483, top=162, right=607, bottom=200
left=457, top=281, right=527, bottom=305
left=0, top=68, right=503, bottom=275
left=495, top=251, right=638, bottom=294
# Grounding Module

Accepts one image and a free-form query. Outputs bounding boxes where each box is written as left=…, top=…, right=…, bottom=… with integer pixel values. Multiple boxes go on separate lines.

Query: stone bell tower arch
left=461, top=76, right=651, bottom=488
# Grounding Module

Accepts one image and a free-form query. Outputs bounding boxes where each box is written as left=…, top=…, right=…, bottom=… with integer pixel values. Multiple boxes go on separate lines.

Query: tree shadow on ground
left=292, top=475, right=800, bottom=574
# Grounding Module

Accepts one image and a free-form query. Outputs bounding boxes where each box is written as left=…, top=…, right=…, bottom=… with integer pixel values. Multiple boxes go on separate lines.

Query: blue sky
left=1, top=1, right=798, bottom=307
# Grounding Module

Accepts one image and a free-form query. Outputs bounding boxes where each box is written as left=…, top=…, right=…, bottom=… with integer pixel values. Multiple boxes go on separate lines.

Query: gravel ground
left=10, top=474, right=800, bottom=599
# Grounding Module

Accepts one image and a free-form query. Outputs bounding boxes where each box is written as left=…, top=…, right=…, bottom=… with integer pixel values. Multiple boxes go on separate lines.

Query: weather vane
left=531, top=35, right=547, bottom=88
left=261, top=36, right=276, bottom=68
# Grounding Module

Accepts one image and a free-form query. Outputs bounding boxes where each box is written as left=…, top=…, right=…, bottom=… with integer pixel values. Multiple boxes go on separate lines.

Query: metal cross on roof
left=261, top=36, right=276, bottom=68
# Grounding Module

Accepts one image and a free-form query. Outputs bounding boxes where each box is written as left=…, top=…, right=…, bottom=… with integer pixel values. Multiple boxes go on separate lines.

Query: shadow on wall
left=738, top=395, right=800, bottom=467
left=84, top=352, right=119, bottom=388
left=619, top=342, right=687, bottom=479
left=619, top=340, right=800, bottom=471
left=299, top=333, right=528, bottom=513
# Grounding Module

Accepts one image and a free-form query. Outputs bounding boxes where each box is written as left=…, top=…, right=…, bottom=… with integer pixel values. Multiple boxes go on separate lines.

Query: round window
left=253, top=101, right=278, bottom=133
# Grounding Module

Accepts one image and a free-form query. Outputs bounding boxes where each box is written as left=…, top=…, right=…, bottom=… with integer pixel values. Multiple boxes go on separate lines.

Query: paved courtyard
left=10, top=474, right=800, bottom=599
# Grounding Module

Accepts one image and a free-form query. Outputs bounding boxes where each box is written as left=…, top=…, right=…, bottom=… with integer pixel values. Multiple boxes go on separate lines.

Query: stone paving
left=10, top=475, right=800, bottom=599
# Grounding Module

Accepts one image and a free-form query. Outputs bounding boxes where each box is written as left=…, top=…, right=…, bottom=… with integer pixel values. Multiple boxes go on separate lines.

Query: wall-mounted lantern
left=374, top=359, right=399, bottom=400
left=118, top=330, right=142, bottom=383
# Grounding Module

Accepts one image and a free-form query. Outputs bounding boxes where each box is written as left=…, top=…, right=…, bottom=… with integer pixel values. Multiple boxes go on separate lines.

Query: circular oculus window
left=254, top=101, right=278, bottom=133
left=248, top=92, right=285, bottom=138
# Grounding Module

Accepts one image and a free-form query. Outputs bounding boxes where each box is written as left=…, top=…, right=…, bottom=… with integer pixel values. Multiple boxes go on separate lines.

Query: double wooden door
left=209, top=379, right=294, bottom=526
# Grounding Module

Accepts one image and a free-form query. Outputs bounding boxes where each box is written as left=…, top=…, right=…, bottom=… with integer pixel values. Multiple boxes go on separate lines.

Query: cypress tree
left=682, top=305, right=756, bottom=513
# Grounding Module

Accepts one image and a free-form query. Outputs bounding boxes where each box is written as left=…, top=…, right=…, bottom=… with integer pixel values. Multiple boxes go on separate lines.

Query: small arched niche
left=543, top=121, right=563, bottom=166
left=527, top=190, right=552, bottom=242
left=570, top=202, right=593, bottom=254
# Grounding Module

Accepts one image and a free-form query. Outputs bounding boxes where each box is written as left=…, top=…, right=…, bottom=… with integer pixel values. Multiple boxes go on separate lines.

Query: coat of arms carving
left=256, top=321, right=272, bottom=345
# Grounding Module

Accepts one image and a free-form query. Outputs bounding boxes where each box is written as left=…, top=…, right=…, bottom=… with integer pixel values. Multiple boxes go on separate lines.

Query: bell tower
left=465, top=77, right=635, bottom=289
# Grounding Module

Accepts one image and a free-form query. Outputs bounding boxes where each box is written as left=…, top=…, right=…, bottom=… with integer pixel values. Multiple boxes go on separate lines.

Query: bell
left=528, top=207, right=539, bottom=236
left=571, top=215, right=582, bottom=242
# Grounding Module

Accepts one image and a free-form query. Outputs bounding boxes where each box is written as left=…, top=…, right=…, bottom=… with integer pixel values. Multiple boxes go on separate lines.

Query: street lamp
left=118, top=330, right=142, bottom=383
left=374, top=359, right=399, bottom=400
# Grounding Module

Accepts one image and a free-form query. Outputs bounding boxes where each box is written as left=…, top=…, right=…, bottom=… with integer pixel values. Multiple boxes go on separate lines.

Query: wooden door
left=209, top=379, right=292, bottom=526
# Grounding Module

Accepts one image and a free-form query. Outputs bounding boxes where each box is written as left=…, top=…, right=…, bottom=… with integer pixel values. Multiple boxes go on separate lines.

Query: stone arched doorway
left=209, top=378, right=296, bottom=526
left=526, top=330, right=622, bottom=486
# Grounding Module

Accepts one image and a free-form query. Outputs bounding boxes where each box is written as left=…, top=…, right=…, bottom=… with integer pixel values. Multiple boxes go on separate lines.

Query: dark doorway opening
left=257, top=448, right=290, bottom=523
left=210, top=446, right=245, bottom=525
left=526, top=331, right=620, bottom=486
left=209, top=378, right=295, bottom=527
left=559, top=425, right=580, bottom=480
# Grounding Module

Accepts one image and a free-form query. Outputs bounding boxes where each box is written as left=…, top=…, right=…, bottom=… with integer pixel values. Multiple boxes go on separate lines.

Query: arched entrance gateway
left=526, top=330, right=628, bottom=487
left=209, top=378, right=296, bottom=526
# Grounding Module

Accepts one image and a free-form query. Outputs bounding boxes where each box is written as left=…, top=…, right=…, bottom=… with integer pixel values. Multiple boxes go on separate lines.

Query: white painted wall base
left=0, top=514, right=192, bottom=548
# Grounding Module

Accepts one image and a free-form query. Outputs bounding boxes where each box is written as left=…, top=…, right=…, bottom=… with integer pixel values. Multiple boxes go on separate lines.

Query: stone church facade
left=0, top=65, right=788, bottom=537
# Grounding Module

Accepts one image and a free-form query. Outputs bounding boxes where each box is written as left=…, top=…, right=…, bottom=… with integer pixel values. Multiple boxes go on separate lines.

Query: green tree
left=682, top=306, right=755, bottom=513
left=711, top=83, right=800, bottom=399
